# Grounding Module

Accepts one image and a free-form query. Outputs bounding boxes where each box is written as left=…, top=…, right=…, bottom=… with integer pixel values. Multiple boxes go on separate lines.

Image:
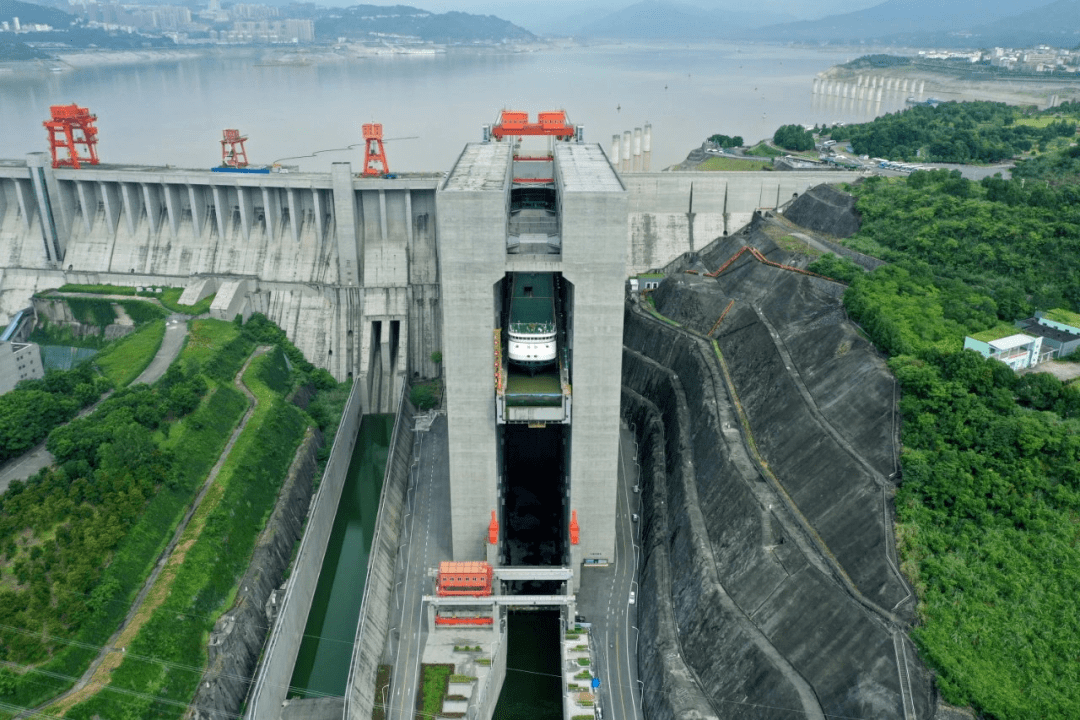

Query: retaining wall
left=243, top=378, right=365, bottom=720
left=344, top=391, right=415, bottom=720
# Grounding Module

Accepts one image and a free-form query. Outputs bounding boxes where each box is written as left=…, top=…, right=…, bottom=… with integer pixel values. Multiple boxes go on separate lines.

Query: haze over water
left=0, top=43, right=908, bottom=171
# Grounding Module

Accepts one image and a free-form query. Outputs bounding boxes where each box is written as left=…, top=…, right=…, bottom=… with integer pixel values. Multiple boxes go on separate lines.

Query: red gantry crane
left=361, top=123, right=390, bottom=177
left=44, top=104, right=100, bottom=169
left=221, top=129, right=249, bottom=168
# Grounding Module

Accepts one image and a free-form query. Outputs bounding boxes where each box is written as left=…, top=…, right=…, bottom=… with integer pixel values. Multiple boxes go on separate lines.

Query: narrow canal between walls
left=289, top=414, right=394, bottom=698
left=493, top=610, right=563, bottom=720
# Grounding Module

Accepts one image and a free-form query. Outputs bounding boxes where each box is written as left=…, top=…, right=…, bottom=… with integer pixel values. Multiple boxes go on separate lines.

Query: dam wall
left=0, top=157, right=441, bottom=412
left=243, top=379, right=364, bottom=720
left=0, top=152, right=861, bottom=409
left=622, top=171, right=864, bottom=274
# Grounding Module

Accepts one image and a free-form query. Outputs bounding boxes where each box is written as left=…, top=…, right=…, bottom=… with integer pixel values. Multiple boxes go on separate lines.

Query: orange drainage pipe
left=707, top=299, right=736, bottom=336
left=706, top=245, right=841, bottom=284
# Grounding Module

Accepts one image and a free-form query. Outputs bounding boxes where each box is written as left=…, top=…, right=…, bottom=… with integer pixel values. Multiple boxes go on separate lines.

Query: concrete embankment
left=189, top=428, right=323, bottom=720
left=344, top=396, right=415, bottom=720
left=243, top=380, right=365, bottom=719
left=621, top=225, right=937, bottom=718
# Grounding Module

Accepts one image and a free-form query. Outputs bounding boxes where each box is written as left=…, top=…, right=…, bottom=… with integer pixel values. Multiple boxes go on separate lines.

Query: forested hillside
left=826, top=101, right=1078, bottom=163
left=807, top=159, right=1080, bottom=719
left=0, top=314, right=348, bottom=718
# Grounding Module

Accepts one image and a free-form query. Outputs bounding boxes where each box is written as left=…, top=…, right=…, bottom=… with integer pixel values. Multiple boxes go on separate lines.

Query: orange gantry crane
left=489, top=110, right=578, bottom=141
left=44, top=104, right=100, bottom=169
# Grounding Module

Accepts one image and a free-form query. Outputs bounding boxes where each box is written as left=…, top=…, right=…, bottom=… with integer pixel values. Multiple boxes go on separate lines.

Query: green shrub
left=416, top=664, right=454, bottom=720
left=410, top=381, right=440, bottom=410
left=806, top=254, right=864, bottom=284
left=94, top=319, right=166, bottom=387
left=63, top=363, right=305, bottom=720
left=117, top=300, right=167, bottom=324
left=65, top=297, right=116, bottom=328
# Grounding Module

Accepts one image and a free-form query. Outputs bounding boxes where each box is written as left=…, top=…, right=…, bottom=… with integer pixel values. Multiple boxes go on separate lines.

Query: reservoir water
left=0, top=43, right=908, bottom=172
left=289, top=414, right=393, bottom=699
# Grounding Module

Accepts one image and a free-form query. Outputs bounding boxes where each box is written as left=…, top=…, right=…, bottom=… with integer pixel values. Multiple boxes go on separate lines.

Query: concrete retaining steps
left=179, top=277, right=217, bottom=306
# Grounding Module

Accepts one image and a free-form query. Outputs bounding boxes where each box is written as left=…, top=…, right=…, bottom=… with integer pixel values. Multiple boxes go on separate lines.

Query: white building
left=0, top=341, right=44, bottom=395
left=963, top=332, right=1043, bottom=371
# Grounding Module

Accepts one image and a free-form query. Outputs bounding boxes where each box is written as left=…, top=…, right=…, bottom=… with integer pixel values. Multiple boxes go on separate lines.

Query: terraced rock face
left=621, top=223, right=939, bottom=720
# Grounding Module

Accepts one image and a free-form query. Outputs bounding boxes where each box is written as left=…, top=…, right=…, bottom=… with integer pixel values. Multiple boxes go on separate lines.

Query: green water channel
left=493, top=611, right=562, bottom=720
left=289, top=414, right=394, bottom=698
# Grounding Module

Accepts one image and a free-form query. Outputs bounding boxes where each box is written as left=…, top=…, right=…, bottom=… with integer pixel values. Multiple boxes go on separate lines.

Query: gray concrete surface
left=383, top=412, right=451, bottom=720
left=576, top=424, right=643, bottom=720
left=0, top=442, right=55, bottom=493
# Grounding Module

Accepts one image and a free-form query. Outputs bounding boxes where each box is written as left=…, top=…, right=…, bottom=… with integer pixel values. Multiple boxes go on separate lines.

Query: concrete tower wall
left=437, top=142, right=513, bottom=561
left=556, top=143, right=628, bottom=562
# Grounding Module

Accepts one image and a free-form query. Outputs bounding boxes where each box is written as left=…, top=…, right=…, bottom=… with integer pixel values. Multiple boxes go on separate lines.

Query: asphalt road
left=386, top=413, right=450, bottom=720
left=132, top=315, right=188, bottom=385
left=578, top=424, right=642, bottom=720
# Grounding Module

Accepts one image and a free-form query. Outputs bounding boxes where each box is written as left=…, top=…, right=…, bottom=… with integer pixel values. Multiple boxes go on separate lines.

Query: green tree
left=772, top=124, right=814, bottom=151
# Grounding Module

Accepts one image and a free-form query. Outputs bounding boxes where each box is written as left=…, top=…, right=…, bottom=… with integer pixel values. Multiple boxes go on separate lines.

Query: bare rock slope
left=623, top=215, right=942, bottom=720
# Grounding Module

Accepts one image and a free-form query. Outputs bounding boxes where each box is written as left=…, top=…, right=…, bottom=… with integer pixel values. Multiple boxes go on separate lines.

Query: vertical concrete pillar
left=643, top=123, right=652, bottom=172
left=312, top=188, right=325, bottom=244
left=25, top=152, right=63, bottom=262
left=556, top=143, right=628, bottom=566
left=211, top=185, right=228, bottom=240
left=98, top=182, right=117, bottom=237
left=262, top=186, right=281, bottom=239
left=611, top=134, right=621, bottom=164
left=632, top=127, right=642, bottom=172
left=164, top=183, right=181, bottom=239
left=121, top=182, right=143, bottom=238
left=13, top=177, right=35, bottom=233
left=188, top=184, right=206, bottom=239
left=621, top=131, right=631, bottom=173
left=332, top=163, right=360, bottom=287
left=286, top=187, right=301, bottom=243
left=75, top=180, right=95, bottom=233
left=437, top=142, right=511, bottom=562
left=236, top=184, right=254, bottom=242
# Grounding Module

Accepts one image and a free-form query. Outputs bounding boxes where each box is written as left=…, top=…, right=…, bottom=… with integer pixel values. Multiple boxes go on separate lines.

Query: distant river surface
left=0, top=43, right=908, bottom=172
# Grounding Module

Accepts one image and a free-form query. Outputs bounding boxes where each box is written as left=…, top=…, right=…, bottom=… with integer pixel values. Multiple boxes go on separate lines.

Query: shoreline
left=818, top=62, right=1080, bottom=108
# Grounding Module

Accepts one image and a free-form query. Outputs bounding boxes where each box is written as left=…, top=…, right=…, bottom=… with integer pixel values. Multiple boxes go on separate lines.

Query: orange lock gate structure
left=436, top=561, right=494, bottom=597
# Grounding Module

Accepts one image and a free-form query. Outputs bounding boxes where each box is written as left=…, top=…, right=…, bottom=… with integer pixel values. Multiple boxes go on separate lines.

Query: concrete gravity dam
left=0, top=109, right=943, bottom=720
